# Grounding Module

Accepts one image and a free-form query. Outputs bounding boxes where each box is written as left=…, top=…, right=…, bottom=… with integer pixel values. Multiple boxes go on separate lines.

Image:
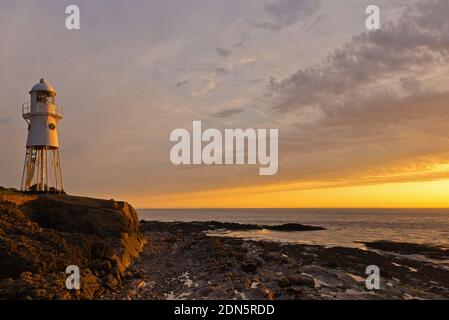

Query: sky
left=1, top=0, right=449, bottom=208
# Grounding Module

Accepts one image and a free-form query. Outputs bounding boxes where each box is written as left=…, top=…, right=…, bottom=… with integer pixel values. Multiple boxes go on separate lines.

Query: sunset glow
left=130, top=179, right=449, bottom=208
left=1, top=0, right=449, bottom=209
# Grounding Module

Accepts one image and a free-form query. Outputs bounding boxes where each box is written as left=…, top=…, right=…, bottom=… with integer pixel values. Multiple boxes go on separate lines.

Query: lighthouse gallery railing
left=22, top=102, right=63, bottom=119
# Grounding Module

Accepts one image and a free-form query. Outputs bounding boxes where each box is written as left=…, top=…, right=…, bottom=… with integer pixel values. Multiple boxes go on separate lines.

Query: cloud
left=271, top=0, right=449, bottom=113
left=207, top=64, right=230, bottom=75
left=191, top=76, right=219, bottom=97
left=212, top=107, right=243, bottom=118
left=237, top=57, right=257, bottom=65
left=216, top=47, right=231, bottom=58
left=253, top=0, right=321, bottom=31
left=232, top=34, right=250, bottom=48
left=400, top=76, right=423, bottom=94
left=283, top=90, right=449, bottom=152
left=176, top=79, right=190, bottom=88
left=265, top=0, right=449, bottom=182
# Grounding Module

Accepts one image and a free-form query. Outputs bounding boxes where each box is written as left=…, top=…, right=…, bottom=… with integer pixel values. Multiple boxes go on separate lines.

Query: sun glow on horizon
left=126, top=178, right=449, bottom=209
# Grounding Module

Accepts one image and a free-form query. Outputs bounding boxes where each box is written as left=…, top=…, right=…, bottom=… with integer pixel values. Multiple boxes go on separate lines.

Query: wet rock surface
left=102, top=221, right=449, bottom=300
left=0, top=194, right=144, bottom=299
left=363, top=241, right=449, bottom=259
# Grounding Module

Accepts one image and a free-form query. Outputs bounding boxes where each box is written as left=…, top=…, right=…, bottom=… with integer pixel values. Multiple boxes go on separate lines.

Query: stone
left=278, top=274, right=315, bottom=288
left=242, top=262, right=258, bottom=273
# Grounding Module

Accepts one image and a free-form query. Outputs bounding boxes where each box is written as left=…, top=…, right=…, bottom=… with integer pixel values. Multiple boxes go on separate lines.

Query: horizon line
left=135, top=207, right=449, bottom=210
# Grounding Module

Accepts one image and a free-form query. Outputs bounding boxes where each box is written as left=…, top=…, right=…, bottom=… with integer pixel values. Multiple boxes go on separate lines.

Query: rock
left=278, top=274, right=315, bottom=288
left=363, top=241, right=449, bottom=260
left=133, top=269, right=146, bottom=279
left=257, top=283, right=275, bottom=300
left=195, top=280, right=208, bottom=289
left=0, top=194, right=145, bottom=299
left=322, top=261, right=339, bottom=268
left=140, top=220, right=325, bottom=233
left=242, top=262, right=258, bottom=273
left=198, top=285, right=214, bottom=296
left=266, top=223, right=325, bottom=232
left=242, top=282, right=274, bottom=300
left=284, top=287, right=305, bottom=297
left=209, top=289, right=227, bottom=299
left=260, top=252, right=284, bottom=264
left=278, top=277, right=290, bottom=288
left=243, top=278, right=253, bottom=289
left=137, top=281, right=146, bottom=290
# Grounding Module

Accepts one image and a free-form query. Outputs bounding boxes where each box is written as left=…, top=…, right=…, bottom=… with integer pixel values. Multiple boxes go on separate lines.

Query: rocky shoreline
left=0, top=193, right=144, bottom=299
left=102, top=220, right=449, bottom=300
left=1, top=190, right=448, bottom=300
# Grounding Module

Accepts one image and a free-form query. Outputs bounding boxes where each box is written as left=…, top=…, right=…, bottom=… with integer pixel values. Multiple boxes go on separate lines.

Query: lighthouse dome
left=30, top=78, right=56, bottom=95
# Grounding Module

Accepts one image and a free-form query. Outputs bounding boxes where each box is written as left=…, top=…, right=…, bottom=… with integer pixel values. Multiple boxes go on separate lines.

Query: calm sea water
left=137, top=209, right=449, bottom=249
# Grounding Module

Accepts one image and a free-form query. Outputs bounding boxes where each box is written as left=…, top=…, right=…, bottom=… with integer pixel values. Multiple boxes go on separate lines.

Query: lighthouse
left=21, top=78, right=64, bottom=193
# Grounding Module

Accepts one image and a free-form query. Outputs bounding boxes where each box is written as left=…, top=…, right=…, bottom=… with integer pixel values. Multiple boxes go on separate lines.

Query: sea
left=137, top=208, right=449, bottom=249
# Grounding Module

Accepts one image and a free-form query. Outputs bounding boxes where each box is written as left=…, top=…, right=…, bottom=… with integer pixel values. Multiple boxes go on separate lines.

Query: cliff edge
left=0, top=191, right=145, bottom=299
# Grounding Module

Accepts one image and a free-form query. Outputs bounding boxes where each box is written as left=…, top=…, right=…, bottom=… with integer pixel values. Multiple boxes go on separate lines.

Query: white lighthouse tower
left=21, top=78, right=64, bottom=193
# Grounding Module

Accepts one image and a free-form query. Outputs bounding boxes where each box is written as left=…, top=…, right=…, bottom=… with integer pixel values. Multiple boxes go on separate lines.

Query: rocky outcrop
left=141, top=220, right=325, bottom=233
left=0, top=193, right=144, bottom=299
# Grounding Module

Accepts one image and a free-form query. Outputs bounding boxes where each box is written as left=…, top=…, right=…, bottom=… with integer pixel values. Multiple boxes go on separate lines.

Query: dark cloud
left=253, top=0, right=321, bottom=31
left=212, top=108, right=243, bottom=118
left=233, top=34, right=250, bottom=48
left=175, top=79, right=190, bottom=88
left=216, top=47, right=231, bottom=58
left=271, top=0, right=449, bottom=113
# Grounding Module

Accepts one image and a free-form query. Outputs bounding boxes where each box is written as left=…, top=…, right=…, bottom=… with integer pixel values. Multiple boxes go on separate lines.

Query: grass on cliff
left=0, top=186, right=20, bottom=195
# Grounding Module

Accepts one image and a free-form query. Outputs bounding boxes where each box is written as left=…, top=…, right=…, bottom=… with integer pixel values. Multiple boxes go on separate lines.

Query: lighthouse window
left=36, top=92, right=54, bottom=104
left=49, top=123, right=56, bottom=131
left=36, top=92, right=47, bottom=103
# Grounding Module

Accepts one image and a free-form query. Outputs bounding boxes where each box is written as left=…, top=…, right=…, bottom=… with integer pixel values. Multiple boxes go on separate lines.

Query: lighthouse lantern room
left=21, top=78, right=64, bottom=193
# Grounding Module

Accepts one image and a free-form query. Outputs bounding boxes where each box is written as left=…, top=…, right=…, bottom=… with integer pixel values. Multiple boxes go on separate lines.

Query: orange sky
left=2, top=1, right=449, bottom=209
left=125, top=178, right=449, bottom=209
left=119, top=152, right=449, bottom=208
